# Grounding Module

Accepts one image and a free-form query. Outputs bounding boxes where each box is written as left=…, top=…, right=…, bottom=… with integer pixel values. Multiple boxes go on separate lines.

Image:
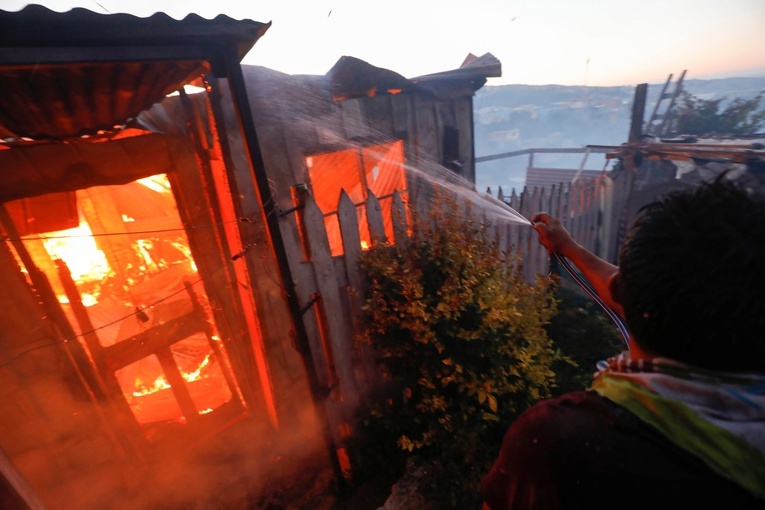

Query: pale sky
left=3, top=0, right=765, bottom=86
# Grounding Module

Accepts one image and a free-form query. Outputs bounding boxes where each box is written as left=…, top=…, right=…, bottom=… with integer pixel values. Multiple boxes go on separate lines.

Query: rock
left=376, top=457, right=435, bottom=510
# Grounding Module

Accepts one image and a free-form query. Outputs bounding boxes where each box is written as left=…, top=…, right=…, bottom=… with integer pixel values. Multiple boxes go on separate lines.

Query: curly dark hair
left=618, top=175, right=765, bottom=372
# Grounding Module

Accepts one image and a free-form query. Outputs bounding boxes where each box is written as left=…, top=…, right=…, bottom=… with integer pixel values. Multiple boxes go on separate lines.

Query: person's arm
left=531, top=212, right=623, bottom=317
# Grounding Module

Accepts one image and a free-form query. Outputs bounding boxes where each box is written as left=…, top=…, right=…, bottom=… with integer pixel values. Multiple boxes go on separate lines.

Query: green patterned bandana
left=592, top=352, right=765, bottom=501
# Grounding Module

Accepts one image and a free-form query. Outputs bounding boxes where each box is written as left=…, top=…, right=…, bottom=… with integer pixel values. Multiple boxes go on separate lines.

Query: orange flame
left=42, top=220, right=111, bottom=283
left=132, top=354, right=213, bottom=397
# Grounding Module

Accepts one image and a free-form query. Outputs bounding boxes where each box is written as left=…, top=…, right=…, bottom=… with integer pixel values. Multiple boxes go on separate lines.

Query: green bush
left=351, top=194, right=563, bottom=507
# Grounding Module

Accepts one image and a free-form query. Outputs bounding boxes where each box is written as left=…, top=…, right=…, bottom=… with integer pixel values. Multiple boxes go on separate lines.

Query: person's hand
left=530, top=212, right=576, bottom=255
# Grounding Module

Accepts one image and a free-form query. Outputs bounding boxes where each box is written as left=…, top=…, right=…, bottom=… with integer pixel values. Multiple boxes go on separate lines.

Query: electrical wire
left=1, top=218, right=255, bottom=242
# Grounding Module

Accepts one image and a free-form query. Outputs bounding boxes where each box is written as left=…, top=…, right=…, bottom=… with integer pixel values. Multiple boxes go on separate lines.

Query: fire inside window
left=305, top=140, right=408, bottom=256
left=8, top=175, right=239, bottom=433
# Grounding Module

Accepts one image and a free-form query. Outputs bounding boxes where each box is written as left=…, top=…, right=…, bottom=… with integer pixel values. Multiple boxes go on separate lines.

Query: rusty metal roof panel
left=411, top=53, right=502, bottom=97
left=326, top=53, right=502, bottom=102
left=412, top=53, right=502, bottom=83
left=0, top=61, right=204, bottom=140
left=0, top=5, right=270, bottom=141
left=327, top=56, right=417, bottom=101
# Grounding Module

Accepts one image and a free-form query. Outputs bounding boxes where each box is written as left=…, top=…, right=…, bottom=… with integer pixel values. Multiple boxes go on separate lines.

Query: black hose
left=553, top=252, right=630, bottom=347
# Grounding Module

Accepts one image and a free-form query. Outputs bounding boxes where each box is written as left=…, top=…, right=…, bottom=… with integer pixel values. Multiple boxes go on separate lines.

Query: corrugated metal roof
left=0, top=61, right=204, bottom=140
left=0, top=5, right=270, bottom=141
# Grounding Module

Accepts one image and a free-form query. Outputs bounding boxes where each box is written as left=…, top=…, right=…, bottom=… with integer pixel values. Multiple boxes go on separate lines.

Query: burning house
left=0, top=5, right=500, bottom=509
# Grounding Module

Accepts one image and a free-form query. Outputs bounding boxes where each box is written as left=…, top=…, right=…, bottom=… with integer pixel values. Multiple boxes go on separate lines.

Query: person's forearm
left=557, top=241, right=622, bottom=316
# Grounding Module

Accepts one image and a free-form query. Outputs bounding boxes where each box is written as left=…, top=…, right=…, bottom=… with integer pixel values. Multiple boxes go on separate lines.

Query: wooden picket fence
left=276, top=172, right=627, bottom=449
left=491, top=173, right=621, bottom=282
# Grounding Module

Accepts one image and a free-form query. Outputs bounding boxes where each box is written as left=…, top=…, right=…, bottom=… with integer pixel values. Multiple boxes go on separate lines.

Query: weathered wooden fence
left=276, top=172, right=628, bottom=457
left=276, top=187, right=408, bottom=459
left=491, top=173, right=625, bottom=282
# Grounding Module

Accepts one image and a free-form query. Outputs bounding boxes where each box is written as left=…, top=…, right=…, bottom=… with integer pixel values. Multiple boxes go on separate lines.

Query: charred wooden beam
left=102, top=312, right=206, bottom=371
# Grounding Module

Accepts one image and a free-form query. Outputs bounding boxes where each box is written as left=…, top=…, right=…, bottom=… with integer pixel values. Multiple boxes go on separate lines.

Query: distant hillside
left=474, top=76, right=765, bottom=193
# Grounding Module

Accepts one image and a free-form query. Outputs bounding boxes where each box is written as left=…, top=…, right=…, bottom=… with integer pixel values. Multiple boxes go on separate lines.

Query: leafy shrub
left=351, top=194, right=563, bottom=507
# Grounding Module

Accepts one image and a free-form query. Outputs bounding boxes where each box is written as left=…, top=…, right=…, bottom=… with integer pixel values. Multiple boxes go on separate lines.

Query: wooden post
left=628, top=83, right=648, bottom=144
left=173, top=90, right=263, bottom=416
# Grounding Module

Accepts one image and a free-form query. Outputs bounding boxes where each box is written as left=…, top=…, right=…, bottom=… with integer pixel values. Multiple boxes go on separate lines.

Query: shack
left=0, top=5, right=500, bottom=508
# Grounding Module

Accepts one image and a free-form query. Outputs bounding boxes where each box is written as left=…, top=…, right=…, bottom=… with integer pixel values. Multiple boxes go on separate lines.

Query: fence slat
left=484, top=208, right=498, bottom=247
left=338, top=190, right=363, bottom=260
left=392, top=190, right=408, bottom=246
left=509, top=188, right=521, bottom=269
left=498, top=217, right=509, bottom=256
left=532, top=186, right=547, bottom=279
left=302, top=195, right=360, bottom=415
left=590, top=180, right=600, bottom=253
left=599, top=175, right=614, bottom=260
left=277, top=206, right=332, bottom=390
left=522, top=186, right=538, bottom=282
left=366, top=191, right=386, bottom=245
left=338, top=190, right=378, bottom=388
left=579, top=180, right=592, bottom=252
left=278, top=197, right=349, bottom=450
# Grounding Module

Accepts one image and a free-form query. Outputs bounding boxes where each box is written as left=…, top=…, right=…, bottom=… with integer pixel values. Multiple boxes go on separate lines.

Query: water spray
left=406, top=156, right=630, bottom=346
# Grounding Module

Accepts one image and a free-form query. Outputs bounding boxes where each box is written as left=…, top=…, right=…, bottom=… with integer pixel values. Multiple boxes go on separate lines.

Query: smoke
left=120, top=407, right=334, bottom=510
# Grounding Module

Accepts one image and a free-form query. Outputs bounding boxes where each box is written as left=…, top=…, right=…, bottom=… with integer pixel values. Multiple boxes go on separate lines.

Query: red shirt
left=481, top=391, right=763, bottom=510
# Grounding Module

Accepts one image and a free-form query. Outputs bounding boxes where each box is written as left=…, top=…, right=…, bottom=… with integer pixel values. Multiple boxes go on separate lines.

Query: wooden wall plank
left=364, top=94, right=395, bottom=136
left=454, top=98, right=475, bottom=183
left=413, top=95, right=439, bottom=166
left=341, top=98, right=371, bottom=140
